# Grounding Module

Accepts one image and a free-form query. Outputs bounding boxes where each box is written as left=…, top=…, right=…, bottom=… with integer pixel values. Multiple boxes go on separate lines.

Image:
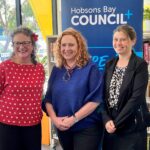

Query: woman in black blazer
left=102, top=24, right=149, bottom=150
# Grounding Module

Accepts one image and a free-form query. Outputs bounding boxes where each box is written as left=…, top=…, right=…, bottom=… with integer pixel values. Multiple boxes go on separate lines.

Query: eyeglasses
left=12, top=41, right=32, bottom=47
left=62, top=69, right=73, bottom=81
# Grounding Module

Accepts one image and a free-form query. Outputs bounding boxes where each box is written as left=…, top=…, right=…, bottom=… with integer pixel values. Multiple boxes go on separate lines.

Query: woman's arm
left=63, top=64, right=103, bottom=128
left=114, top=61, right=148, bottom=128
left=63, top=102, right=100, bottom=128
left=74, top=101, right=99, bottom=121
left=46, top=102, right=69, bottom=131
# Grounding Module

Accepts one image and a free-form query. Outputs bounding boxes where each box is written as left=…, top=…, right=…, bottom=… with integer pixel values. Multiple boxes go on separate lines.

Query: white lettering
left=120, top=14, right=127, bottom=24
left=71, top=7, right=101, bottom=14
left=107, top=14, right=116, bottom=24
left=71, top=16, right=79, bottom=26
left=71, top=14, right=127, bottom=26
left=103, top=6, right=116, bottom=13
left=79, top=15, right=89, bottom=25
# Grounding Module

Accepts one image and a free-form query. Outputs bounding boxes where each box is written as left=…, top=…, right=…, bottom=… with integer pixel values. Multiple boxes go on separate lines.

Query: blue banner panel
left=61, top=0, right=143, bottom=70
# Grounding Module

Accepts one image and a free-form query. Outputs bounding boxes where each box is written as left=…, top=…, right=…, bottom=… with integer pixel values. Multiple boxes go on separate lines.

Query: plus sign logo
left=124, top=10, right=133, bottom=20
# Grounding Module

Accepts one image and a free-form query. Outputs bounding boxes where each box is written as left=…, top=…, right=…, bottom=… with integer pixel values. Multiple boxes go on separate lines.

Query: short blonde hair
left=54, top=28, right=90, bottom=68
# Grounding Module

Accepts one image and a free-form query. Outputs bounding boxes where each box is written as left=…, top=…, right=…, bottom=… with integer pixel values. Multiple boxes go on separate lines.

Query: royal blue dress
left=43, top=60, right=103, bottom=131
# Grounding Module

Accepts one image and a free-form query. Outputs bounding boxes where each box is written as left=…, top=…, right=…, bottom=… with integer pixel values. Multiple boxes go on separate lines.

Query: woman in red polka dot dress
left=0, top=26, right=45, bottom=150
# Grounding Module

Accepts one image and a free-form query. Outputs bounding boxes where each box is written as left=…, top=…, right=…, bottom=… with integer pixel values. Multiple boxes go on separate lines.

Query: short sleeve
left=42, top=66, right=56, bottom=113
left=84, top=64, right=104, bottom=103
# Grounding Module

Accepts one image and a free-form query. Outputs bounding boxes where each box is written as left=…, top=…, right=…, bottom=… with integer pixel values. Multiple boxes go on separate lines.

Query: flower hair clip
left=32, top=33, right=38, bottom=42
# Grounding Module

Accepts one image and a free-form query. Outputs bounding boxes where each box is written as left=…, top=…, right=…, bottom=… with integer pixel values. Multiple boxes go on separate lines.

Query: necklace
left=65, top=62, right=76, bottom=70
left=63, top=63, right=76, bottom=81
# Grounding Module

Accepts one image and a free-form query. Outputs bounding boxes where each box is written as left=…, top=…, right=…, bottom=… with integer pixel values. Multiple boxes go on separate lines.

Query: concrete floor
left=42, top=144, right=62, bottom=150
left=42, top=145, right=50, bottom=150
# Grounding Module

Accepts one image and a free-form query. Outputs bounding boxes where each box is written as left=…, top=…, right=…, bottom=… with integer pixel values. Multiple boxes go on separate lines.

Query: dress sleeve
left=42, top=66, right=56, bottom=113
left=84, top=64, right=104, bottom=103
left=0, top=64, right=5, bottom=95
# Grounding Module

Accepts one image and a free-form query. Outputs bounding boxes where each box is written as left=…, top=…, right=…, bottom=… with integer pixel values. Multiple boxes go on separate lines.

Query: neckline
left=116, top=65, right=127, bottom=70
left=8, top=59, right=35, bottom=66
left=64, top=63, right=77, bottom=70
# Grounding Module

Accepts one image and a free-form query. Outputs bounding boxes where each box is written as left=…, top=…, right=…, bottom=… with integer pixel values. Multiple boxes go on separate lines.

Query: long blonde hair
left=54, top=28, right=90, bottom=68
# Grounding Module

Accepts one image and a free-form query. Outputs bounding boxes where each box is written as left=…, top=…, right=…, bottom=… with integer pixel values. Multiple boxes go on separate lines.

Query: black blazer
left=102, top=52, right=149, bottom=133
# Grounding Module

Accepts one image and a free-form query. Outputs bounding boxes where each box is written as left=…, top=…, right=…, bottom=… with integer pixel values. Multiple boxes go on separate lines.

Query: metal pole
left=52, top=0, right=58, bottom=35
left=15, top=0, right=22, bottom=26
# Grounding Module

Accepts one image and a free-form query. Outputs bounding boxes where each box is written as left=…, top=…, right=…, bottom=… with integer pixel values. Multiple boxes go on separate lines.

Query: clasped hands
left=53, top=116, right=75, bottom=131
left=105, top=120, right=116, bottom=133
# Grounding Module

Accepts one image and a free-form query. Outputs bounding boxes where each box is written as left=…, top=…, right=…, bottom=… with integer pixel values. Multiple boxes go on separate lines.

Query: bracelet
left=73, top=114, right=79, bottom=123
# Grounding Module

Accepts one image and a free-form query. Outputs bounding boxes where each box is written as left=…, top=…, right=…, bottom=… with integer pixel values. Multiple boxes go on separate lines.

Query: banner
left=61, top=0, right=143, bottom=70
left=29, top=0, right=53, bottom=40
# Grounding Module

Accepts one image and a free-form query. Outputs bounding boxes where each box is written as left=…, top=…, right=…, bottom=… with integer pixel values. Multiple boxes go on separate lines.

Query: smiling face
left=113, top=31, right=136, bottom=56
left=60, top=35, right=78, bottom=64
left=12, top=33, right=33, bottom=61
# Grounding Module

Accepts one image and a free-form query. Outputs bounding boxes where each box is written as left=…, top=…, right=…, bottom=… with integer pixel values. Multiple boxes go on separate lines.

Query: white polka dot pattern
left=0, top=60, right=45, bottom=126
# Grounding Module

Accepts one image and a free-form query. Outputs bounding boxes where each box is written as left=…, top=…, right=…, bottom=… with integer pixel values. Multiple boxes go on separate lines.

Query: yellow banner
left=28, top=0, right=53, bottom=145
left=29, top=0, right=53, bottom=40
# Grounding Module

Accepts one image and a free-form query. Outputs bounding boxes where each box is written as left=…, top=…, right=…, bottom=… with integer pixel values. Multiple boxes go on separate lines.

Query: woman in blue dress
left=43, top=27, right=103, bottom=150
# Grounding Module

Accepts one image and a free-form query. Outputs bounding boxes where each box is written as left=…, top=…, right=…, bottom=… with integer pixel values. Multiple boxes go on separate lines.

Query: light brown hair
left=113, top=24, right=137, bottom=41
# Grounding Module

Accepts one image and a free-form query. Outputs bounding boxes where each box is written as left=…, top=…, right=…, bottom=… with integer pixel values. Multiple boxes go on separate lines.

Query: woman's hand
left=45, top=103, right=70, bottom=131
left=62, top=116, right=76, bottom=129
left=105, top=120, right=116, bottom=133
left=52, top=116, right=69, bottom=131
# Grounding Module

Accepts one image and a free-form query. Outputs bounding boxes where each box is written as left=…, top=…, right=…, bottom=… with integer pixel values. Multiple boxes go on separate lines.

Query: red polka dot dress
left=0, top=60, right=45, bottom=126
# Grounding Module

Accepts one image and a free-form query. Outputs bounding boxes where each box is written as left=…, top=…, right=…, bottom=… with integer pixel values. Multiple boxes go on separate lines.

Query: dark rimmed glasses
left=12, top=41, right=32, bottom=48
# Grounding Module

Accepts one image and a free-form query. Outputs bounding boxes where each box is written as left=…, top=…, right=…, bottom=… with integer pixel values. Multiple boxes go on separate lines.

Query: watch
left=73, top=114, right=79, bottom=123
